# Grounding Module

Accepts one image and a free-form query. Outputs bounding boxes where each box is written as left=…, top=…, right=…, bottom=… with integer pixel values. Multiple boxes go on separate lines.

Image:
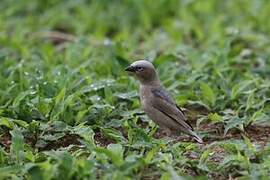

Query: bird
left=125, top=60, right=203, bottom=143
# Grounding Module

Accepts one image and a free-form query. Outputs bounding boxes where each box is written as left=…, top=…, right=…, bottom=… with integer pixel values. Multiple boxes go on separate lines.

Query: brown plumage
left=125, top=60, right=203, bottom=143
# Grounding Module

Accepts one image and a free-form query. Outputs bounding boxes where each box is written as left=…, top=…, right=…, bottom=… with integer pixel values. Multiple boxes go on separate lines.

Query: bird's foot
left=164, top=128, right=172, bottom=137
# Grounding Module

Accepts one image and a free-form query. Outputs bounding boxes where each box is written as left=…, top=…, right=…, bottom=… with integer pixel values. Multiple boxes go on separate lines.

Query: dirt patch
left=33, top=30, right=76, bottom=47
left=190, top=122, right=270, bottom=147
left=0, top=132, right=11, bottom=152
left=208, top=172, right=227, bottom=180
left=153, top=123, right=270, bottom=162
left=38, top=134, right=81, bottom=151
left=209, top=146, right=226, bottom=163
left=94, top=131, right=116, bottom=147
left=246, top=125, right=270, bottom=148
left=139, top=166, right=161, bottom=180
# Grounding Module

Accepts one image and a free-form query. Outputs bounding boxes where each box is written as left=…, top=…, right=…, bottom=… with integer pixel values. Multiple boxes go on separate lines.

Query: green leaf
left=198, top=149, right=212, bottom=172
left=13, top=120, right=28, bottom=128
left=144, top=147, right=157, bottom=164
left=102, top=128, right=126, bottom=142
left=12, top=90, right=31, bottom=107
left=73, top=125, right=94, bottom=143
left=231, top=80, right=253, bottom=100
left=0, top=117, right=14, bottom=129
left=0, top=165, right=21, bottom=179
left=245, top=92, right=254, bottom=111
left=246, top=110, right=268, bottom=126
left=160, top=172, right=171, bottom=180
left=208, top=113, right=223, bottom=123
left=224, top=117, right=245, bottom=135
left=200, top=82, right=216, bottom=107
left=55, top=87, right=66, bottom=105
left=95, top=144, right=124, bottom=167
left=0, top=147, right=7, bottom=165
left=10, top=127, right=24, bottom=162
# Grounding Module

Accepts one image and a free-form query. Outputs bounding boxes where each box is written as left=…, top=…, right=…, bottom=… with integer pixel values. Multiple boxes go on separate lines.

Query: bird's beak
left=125, top=66, right=135, bottom=72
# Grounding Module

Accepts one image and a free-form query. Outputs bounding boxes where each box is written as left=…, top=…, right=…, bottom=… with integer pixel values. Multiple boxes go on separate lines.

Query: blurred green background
left=0, top=0, right=270, bottom=179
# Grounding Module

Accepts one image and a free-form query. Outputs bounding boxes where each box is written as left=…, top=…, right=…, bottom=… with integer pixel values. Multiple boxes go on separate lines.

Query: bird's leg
left=162, top=128, right=177, bottom=143
left=163, top=128, right=172, bottom=137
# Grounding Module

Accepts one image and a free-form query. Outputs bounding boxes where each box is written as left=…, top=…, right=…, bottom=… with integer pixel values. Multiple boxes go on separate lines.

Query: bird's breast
left=139, top=85, right=152, bottom=107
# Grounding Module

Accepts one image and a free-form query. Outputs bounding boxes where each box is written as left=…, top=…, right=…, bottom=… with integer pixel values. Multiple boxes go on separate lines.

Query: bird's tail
left=189, top=131, right=203, bottom=144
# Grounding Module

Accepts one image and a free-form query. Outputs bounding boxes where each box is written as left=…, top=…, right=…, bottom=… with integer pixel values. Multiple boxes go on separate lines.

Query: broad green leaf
left=0, top=147, right=7, bottom=165
left=144, top=147, right=157, bottom=164
left=13, top=120, right=28, bottom=128
left=54, top=87, right=66, bottom=105
left=73, top=125, right=94, bottom=143
left=0, top=165, right=21, bottom=179
left=245, top=92, right=254, bottom=111
left=95, top=144, right=124, bottom=167
left=243, top=135, right=255, bottom=154
left=102, top=128, right=126, bottom=142
left=0, top=117, right=14, bottom=129
left=224, top=117, right=245, bottom=135
left=231, top=80, right=253, bottom=100
left=208, top=113, right=223, bottom=123
left=10, top=127, right=24, bottom=162
left=246, top=110, right=268, bottom=126
left=160, top=172, right=171, bottom=180
left=12, top=90, right=31, bottom=107
left=200, top=82, right=216, bottom=107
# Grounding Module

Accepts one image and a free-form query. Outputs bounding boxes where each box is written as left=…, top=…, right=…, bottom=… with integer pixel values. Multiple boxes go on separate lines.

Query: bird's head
left=125, top=60, right=159, bottom=85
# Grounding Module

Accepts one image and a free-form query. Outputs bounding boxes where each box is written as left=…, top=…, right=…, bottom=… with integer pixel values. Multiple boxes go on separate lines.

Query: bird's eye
left=136, top=67, right=144, bottom=71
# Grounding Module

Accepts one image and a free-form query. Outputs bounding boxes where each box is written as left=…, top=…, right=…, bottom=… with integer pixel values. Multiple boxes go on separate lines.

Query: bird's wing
left=151, top=88, right=186, bottom=115
left=151, top=88, right=193, bottom=131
